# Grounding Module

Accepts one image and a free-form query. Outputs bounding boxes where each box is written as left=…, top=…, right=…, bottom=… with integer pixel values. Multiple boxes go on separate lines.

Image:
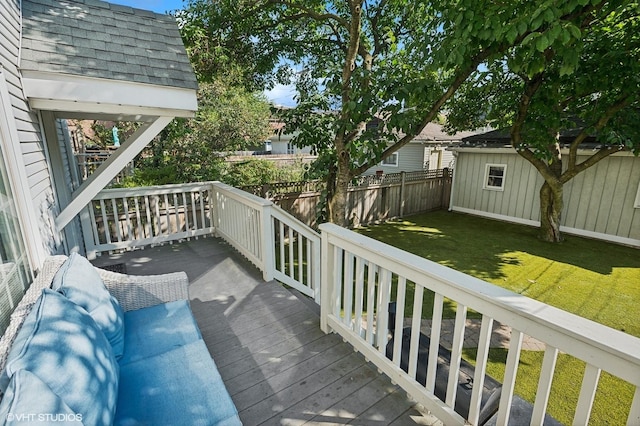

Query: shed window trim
left=634, top=181, right=640, bottom=208
left=381, top=153, right=399, bottom=167
left=483, top=163, right=507, bottom=191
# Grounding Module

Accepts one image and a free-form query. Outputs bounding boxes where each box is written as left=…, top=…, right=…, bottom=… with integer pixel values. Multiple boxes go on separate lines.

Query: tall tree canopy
left=446, top=1, right=640, bottom=242
left=181, top=0, right=621, bottom=227
left=138, top=79, right=272, bottom=184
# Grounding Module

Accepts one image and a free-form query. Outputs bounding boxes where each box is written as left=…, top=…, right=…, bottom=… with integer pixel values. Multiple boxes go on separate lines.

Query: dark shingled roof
left=461, top=128, right=597, bottom=147
left=20, top=0, right=198, bottom=90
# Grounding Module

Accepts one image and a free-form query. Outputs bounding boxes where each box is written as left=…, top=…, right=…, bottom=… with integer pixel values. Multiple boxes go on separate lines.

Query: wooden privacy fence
left=242, top=169, right=453, bottom=228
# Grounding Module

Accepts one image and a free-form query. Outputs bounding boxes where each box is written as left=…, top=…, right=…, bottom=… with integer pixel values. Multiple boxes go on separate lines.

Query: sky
left=109, top=0, right=297, bottom=106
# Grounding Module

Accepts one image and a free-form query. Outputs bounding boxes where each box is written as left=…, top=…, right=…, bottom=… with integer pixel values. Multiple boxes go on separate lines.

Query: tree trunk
left=328, top=147, right=351, bottom=227
left=539, top=180, right=564, bottom=242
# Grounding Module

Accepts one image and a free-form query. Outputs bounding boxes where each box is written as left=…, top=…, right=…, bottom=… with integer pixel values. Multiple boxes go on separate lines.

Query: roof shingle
left=21, top=0, right=198, bottom=91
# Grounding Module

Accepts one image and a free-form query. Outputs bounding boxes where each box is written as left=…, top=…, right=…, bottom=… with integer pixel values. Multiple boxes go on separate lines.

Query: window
left=381, top=153, right=398, bottom=167
left=0, top=73, right=33, bottom=334
left=634, top=181, right=640, bottom=208
left=483, top=163, right=507, bottom=191
left=0, top=143, right=32, bottom=334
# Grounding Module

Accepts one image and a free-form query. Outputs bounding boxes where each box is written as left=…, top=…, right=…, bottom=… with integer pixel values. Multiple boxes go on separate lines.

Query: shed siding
left=1, top=0, right=61, bottom=257
left=452, top=149, right=640, bottom=245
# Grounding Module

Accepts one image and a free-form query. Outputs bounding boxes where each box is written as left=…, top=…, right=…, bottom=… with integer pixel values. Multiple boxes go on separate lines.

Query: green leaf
left=568, top=24, right=582, bottom=40
left=506, top=26, right=518, bottom=44
left=536, top=34, right=550, bottom=52
left=527, top=55, right=546, bottom=77
left=516, top=20, right=527, bottom=36
left=548, top=24, right=561, bottom=43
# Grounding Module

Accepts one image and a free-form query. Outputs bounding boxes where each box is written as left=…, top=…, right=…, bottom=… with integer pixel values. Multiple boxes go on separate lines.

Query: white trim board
left=450, top=206, right=640, bottom=248
left=0, top=71, right=45, bottom=268
left=21, top=71, right=197, bottom=117
left=55, top=116, right=173, bottom=231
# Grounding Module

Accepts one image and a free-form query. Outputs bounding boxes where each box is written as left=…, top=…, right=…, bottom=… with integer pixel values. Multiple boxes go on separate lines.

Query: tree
left=140, top=79, right=272, bottom=184
left=446, top=1, right=640, bottom=242
left=183, top=0, right=611, bottom=226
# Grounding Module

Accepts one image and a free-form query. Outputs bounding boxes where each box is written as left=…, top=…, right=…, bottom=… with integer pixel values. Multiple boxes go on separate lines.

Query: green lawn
left=357, top=210, right=640, bottom=424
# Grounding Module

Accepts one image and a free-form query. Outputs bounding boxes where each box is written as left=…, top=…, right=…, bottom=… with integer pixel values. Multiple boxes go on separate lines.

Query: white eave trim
left=20, top=70, right=197, bottom=117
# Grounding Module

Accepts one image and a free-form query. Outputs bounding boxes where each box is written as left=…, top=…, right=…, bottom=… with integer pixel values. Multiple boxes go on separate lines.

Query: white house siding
left=1, top=0, right=61, bottom=258
left=451, top=148, right=640, bottom=246
left=363, top=143, right=426, bottom=176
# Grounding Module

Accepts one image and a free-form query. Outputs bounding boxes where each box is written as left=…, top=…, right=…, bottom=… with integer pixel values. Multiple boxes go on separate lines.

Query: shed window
left=483, top=164, right=506, bottom=190
left=381, top=153, right=398, bottom=167
left=634, top=182, right=640, bottom=208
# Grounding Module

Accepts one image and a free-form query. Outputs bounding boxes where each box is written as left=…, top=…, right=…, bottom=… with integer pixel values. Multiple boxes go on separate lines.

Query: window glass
left=382, top=153, right=398, bottom=166
left=484, top=164, right=506, bottom=190
left=0, top=135, right=32, bottom=335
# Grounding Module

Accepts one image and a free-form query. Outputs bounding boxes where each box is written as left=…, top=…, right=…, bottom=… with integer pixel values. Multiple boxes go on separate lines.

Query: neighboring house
left=0, top=0, right=197, bottom=329
left=362, top=123, right=483, bottom=175
left=449, top=129, right=640, bottom=247
left=231, top=118, right=314, bottom=156
left=267, top=118, right=313, bottom=155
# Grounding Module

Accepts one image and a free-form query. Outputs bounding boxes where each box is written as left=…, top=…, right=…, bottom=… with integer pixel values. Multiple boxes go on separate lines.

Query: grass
left=357, top=210, right=640, bottom=424
left=358, top=210, right=640, bottom=336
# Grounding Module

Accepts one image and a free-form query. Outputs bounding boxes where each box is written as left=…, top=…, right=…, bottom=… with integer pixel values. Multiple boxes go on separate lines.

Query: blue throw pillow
left=1, top=289, right=118, bottom=426
left=52, top=253, right=125, bottom=359
left=0, top=370, right=84, bottom=425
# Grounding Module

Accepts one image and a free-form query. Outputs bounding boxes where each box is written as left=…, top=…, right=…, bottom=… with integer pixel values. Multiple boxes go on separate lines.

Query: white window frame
left=381, top=152, right=399, bottom=167
left=634, top=181, right=640, bottom=208
left=483, top=163, right=507, bottom=191
left=0, top=71, right=44, bottom=268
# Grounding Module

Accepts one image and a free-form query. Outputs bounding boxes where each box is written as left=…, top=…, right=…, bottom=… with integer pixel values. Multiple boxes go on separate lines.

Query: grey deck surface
left=93, top=237, right=443, bottom=426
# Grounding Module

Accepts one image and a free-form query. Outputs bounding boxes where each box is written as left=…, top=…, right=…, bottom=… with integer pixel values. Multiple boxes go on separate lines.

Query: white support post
left=497, top=329, right=524, bottom=425
left=628, top=387, right=640, bottom=426
left=55, top=116, right=172, bottom=232
left=574, top=364, right=601, bottom=425
left=312, top=236, right=321, bottom=304
left=320, top=229, right=334, bottom=334
left=531, top=346, right=559, bottom=425
left=260, top=203, right=275, bottom=282
left=79, top=206, right=98, bottom=260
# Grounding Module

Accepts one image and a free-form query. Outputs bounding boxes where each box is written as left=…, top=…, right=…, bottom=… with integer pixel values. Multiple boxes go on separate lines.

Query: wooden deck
left=92, top=237, right=443, bottom=426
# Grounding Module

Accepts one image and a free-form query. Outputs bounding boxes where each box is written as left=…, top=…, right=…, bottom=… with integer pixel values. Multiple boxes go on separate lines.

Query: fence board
left=242, top=169, right=452, bottom=228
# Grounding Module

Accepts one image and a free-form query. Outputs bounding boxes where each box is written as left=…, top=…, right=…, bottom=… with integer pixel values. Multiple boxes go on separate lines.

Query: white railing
left=82, top=182, right=215, bottom=258
left=212, top=182, right=321, bottom=301
left=84, top=182, right=321, bottom=301
left=83, top=181, right=640, bottom=425
left=319, top=222, right=640, bottom=426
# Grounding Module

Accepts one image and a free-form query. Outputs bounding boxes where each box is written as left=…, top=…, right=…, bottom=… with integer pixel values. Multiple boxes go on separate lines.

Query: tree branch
left=563, top=95, right=631, bottom=181
left=265, top=0, right=349, bottom=29
left=352, top=48, right=496, bottom=176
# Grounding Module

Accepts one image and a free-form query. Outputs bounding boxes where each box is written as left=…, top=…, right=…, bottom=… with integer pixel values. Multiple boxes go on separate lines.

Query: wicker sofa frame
left=0, top=255, right=189, bottom=380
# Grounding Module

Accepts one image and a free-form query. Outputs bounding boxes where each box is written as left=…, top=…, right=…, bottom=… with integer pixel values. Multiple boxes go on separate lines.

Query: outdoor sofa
left=0, top=253, right=241, bottom=425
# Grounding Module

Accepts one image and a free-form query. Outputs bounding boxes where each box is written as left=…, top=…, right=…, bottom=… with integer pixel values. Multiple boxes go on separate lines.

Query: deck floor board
left=93, top=237, right=443, bottom=425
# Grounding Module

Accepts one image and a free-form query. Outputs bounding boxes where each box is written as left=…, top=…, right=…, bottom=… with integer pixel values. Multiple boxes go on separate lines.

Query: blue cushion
left=1, top=289, right=118, bottom=426
left=0, top=370, right=84, bottom=425
left=52, top=253, right=125, bottom=359
left=119, top=300, right=202, bottom=365
left=115, top=340, right=241, bottom=426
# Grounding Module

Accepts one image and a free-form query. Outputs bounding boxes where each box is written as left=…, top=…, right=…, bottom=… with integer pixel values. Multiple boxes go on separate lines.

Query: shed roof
left=414, top=122, right=484, bottom=142
left=20, top=0, right=197, bottom=91
left=461, top=128, right=597, bottom=146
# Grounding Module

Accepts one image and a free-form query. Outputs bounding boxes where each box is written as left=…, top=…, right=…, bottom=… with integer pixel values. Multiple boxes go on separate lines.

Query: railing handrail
left=320, top=222, right=640, bottom=384
left=92, top=182, right=216, bottom=199
left=270, top=204, right=320, bottom=243
left=212, top=182, right=273, bottom=209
